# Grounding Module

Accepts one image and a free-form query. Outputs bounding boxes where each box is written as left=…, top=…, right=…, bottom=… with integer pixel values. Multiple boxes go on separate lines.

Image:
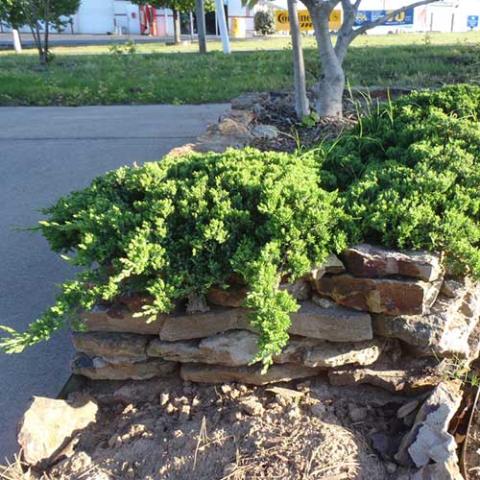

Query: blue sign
left=467, top=15, right=479, bottom=29
left=355, top=9, right=414, bottom=27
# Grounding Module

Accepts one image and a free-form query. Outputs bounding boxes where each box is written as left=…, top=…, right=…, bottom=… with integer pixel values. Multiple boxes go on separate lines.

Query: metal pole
left=195, top=0, right=207, bottom=53
left=215, top=0, right=231, bottom=54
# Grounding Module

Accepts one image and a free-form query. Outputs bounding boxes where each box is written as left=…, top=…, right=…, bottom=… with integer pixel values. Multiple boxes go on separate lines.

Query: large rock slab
left=195, top=118, right=253, bottom=153
left=80, top=304, right=165, bottom=335
left=160, top=307, right=253, bottom=341
left=72, top=354, right=178, bottom=380
left=148, top=330, right=259, bottom=366
left=275, top=337, right=383, bottom=368
left=180, top=363, right=322, bottom=385
left=341, top=244, right=443, bottom=281
left=373, top=279, right=480, bottom=359
left=160, top=301, right=372, bottom=343
left=72, top=332, right=150, bottom=364
left=289, top=301, right=373, bottom=342
left=150, top=331, right=381, bottom=369
left=207, top=279, right=312, bottom=308
left=328, top=357, right=448, bottom=393
left=315, top=274, right=441, bottom=316
left=18, top=396, right=98, bottom=467
left=411, top=460, right=463, bottom=480
left=395, top=382, right=462, bottom=468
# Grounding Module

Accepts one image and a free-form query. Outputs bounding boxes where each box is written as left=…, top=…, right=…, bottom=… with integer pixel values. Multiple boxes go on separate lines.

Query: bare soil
left=250, top=87, right=412, bottom=153
left=6, top=375, right=429, bottom=480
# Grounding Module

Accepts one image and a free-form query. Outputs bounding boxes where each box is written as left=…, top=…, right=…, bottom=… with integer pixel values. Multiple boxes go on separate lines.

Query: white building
left=69, top=0, right=256, bottom=37
left=3, top=0, right=480, bottom=37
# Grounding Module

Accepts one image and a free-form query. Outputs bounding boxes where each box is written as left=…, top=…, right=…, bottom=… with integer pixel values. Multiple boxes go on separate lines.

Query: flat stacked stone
left=72, top=353, right=178, bottom=381
left=71, top=244, right=479, bottom=390
left=373, top=278, right=480, bottom=360
left=315, top=274, right=442, bottom=316
left=341, top=244, right=443, bottom=282
left=72, top=332, right=151, bottom=364
left=148, top=331, right=383, bottom=369
left=180, top=363, right=323, bottom=386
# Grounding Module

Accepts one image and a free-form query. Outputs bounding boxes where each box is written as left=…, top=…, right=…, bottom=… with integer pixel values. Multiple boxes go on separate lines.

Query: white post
left=215, top=0, right=231, bottom=54
left=12, top=29, right=22, bottom=53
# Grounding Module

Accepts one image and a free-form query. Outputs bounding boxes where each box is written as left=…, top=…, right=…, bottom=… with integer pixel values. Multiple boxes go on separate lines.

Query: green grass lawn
left=0, top=32, right=479, bottom=106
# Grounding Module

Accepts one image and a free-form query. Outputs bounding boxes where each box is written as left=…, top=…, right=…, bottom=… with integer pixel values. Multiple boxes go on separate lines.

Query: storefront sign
left=275, top=9, right=341, bottom=32
left=355, top=9, right=414, bottom=27
left=467, top=15, right=479, bottom=29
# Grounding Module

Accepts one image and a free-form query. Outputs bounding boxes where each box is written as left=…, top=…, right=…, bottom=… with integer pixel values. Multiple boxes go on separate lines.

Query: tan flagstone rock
left=72, top=354, right=178, bottom=380
left=18, top=396, right=98, bottom=467
left=315, top=274, right=441, bottom=316
left=373, top=279, right=480, bottom=359
left=341, top=244, right=443, bottom=282
left=274, top=337, right=383, bottom=368
left=80, top=304, right=165, bottom=335
left=289, top=301, right=373, bottom=342
left=328, top=357, right=448, bottom=393
left=160, top=307, right=253, bottom=341
left=180, top=363, right=322, bottom=385
left=395, top=382, right=462, bottom=468
left=72, top=332, right=150, bottom=364
left=83, top=300, right=372, bottom=344
left=148, top=330, right=259, bottom=366
left=411, top=460, right=463, bottom=480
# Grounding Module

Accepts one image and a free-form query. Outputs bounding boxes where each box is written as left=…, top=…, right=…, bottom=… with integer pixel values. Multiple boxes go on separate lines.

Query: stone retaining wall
left=70, top=243, right=480, bottom=395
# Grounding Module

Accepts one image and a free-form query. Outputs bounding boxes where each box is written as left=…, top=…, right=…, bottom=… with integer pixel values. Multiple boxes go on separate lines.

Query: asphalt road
left=0, top=103, right=228, bottom=461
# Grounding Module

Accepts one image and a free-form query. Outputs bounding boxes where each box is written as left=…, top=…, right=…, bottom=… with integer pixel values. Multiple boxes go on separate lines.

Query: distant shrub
left=254, top=10, right=275, bottom=36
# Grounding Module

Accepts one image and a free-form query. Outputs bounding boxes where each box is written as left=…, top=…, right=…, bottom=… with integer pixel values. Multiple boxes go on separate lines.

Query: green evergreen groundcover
left=1, top=84, right=479, bottom=367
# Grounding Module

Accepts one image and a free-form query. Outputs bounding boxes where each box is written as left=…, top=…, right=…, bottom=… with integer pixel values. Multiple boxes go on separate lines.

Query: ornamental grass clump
left=0, top=149, right=344, bottom=366
left=318, top=84, right=480, bottom=277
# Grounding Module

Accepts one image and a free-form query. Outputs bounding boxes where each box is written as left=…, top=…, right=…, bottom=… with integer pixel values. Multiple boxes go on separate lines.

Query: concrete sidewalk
left=0, top=103, right=228, bottom=460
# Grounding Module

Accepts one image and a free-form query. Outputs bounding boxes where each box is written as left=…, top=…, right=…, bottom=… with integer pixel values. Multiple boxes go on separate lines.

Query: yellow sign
left=275, top=9, right=342, bottom=32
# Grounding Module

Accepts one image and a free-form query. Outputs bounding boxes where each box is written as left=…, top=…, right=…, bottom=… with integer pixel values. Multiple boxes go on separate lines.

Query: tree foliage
left=0, top=0, right=80, bottom=63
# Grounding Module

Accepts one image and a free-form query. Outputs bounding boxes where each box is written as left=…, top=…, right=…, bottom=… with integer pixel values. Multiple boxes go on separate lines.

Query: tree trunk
left=308, top=5, right=345, bottom=118
left=315, top=64, right=344, bottom=117
left=31, top=23, right=45, bottom=65
left=195, top=0, right=207, bottom=53
left=287, top=0, right=309, bottom=119
left=173, top=9, right=181, bottom=44
left=42, top=22, right=50, bottom=64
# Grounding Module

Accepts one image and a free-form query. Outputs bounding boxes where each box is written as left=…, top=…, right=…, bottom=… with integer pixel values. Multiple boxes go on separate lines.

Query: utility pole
left=195, top=0, right=207, bottom=53
left=287, top=0, right=309, bottom=119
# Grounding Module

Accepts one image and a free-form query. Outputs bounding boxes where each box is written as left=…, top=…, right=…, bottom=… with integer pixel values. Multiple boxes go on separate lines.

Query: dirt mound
left=5, top=375, right=420, bottom=480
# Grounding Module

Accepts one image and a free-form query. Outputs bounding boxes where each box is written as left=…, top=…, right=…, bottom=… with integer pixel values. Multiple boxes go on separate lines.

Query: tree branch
left=334, top=0, right=357, bottom=62
left=352, top=0, right=440, bottom=38
left=302, top=0, right=339, bottom=15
